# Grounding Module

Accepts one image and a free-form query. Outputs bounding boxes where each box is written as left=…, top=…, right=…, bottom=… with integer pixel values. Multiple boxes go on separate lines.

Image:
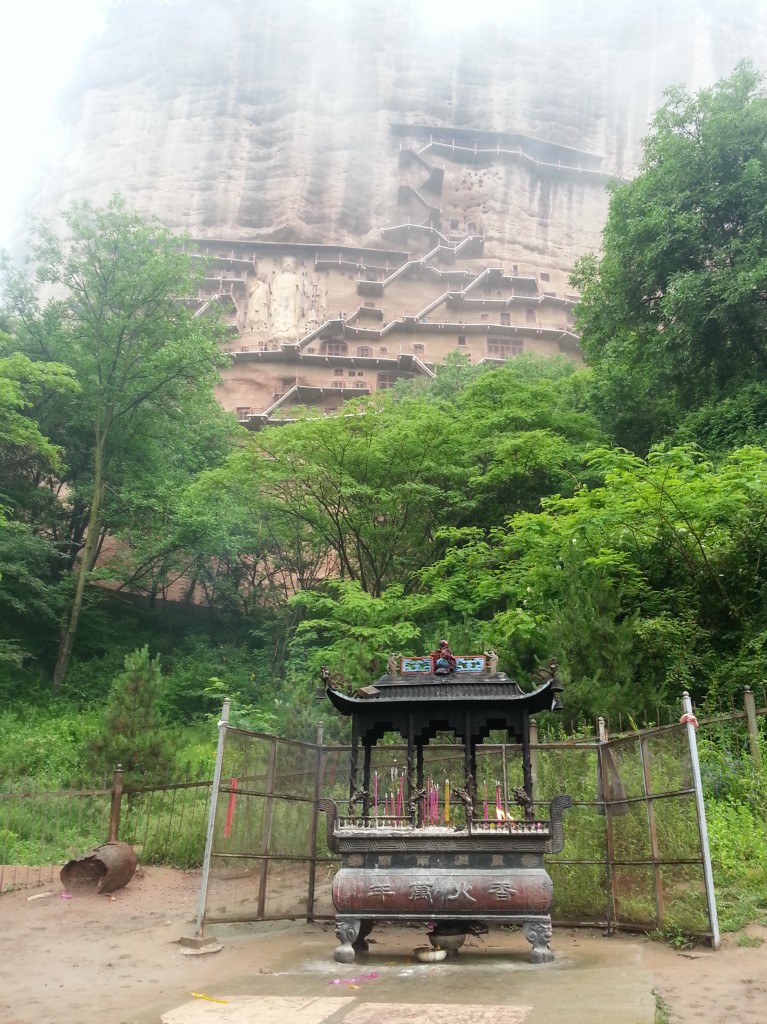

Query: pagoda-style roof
left=326, top=669, right=562, bottom=746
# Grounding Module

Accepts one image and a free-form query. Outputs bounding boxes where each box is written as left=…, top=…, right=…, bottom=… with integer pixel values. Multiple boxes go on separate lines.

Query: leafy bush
left=156, top=639, right=261, bottom=724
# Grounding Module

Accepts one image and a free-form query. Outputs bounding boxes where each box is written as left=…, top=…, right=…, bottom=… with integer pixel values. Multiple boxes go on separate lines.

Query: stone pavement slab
left=162, top=996, right=355, bottom=1024
left=159, top=925, right=655, bottom=1024
left=343, top=1002, right=533, bottom=1023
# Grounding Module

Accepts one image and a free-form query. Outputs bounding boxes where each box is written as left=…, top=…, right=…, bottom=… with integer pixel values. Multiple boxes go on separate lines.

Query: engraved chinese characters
left=333, top=869, right=552, bottom=914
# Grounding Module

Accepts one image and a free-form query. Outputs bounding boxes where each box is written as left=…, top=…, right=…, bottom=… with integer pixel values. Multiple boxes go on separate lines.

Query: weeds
left=653, top=991, right=671, bottom=1024
left=647, top=926, right=696, bottom=950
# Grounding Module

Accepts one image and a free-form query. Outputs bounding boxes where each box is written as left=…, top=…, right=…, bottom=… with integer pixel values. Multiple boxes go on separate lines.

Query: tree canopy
left=1, top=197, right=235, bottom=685
left=574, top=62, right=767, bottom=451
left=416, top=444, right=767, bottom=718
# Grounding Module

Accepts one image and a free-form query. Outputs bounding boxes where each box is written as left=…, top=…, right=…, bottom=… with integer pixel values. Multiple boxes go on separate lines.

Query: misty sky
left=0, top=2, right=110, bottom=248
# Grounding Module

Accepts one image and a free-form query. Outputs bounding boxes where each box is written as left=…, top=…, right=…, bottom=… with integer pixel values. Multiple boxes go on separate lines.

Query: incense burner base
left=333, top=912, right=555, bottom=963
left=331, top=847, right=557, bottom=963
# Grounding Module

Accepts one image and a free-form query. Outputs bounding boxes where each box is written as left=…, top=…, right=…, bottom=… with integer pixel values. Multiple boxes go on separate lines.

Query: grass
left=653, top=991, right=671, bottom=1024
left=736, top=932, right=764, bottom=948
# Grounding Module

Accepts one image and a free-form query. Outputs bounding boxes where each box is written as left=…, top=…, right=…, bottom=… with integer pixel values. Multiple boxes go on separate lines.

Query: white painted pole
left=195, top=698, right=231, bottom=937
left=682, top=691, right=720, bottom=950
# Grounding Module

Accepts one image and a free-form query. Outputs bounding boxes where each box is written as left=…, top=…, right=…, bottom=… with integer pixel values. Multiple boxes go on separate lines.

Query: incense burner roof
left=325, top=671, right=561, bottom=745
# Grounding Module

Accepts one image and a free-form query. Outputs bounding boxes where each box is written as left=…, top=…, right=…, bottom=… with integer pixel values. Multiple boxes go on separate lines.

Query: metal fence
left=4, top=689, right=765, bottom=947
left=196, top=723, right=326, bottom=925
left=0, top=769, right=210, bottom=893
left=0, top=776, right=111, bottom=892
left=194, top=693, right=757, bottom=941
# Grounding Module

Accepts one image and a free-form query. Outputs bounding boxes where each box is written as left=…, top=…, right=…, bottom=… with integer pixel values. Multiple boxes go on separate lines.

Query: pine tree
left=90, top=646, right=175, bottom=778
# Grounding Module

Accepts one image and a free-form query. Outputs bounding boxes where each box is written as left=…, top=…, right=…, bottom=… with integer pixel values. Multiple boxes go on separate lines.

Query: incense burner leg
left=334, top=917, right=363, bottom=963
left=523, top=917, right=555, bottom=963
left=353, top=919, right=375, bottom=952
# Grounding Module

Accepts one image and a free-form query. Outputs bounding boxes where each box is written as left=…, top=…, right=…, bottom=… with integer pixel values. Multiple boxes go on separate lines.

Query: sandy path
left=0, top=868, right=764, bottom=1024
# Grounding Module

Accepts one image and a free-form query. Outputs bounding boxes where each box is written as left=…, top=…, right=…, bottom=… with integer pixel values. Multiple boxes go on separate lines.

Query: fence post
left=682, top=691, right=720, bottom=950
left=744, top=687, right=762, bottom=768
left=306, top=722, right=325, bottom=922
left=195, top=698, right=230, bottom=937
left=108, top=764, right=124, bottom=842
left=529, top=719, right=539, bottom=803
left=597, top=716, right=617, bottom=933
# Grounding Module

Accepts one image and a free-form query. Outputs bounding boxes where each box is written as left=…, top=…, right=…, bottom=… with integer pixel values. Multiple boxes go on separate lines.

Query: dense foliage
left=574, top=62, right=767, bottom=452
left=1, top=197, right=234, bottom=685
left=88, top=645, right=177, bottom=778
left=2, top=66, right=767, bottom=768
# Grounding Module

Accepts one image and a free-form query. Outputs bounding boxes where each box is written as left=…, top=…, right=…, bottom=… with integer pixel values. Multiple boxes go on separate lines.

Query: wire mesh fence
left=199, top=728, right=324, bottom=925
left=196, top=706, right=727, bottom=937
left=119, top=778, right=211, bottom=869
left=0, top=775, right=111, bottom=893
left=3, top=690, right=765, bottom=942
left=0, top=768, right=211, bottom=893
left=599, top=727, right=708, bottom=934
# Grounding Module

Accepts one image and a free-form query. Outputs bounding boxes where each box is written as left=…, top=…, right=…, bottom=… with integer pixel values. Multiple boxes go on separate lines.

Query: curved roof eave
left=325, top=677, right=556, bottom=718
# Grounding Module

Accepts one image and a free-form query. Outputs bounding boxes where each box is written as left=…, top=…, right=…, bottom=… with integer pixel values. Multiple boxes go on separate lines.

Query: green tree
left=0, top=523, right=67, bottom=666
left=448, top=356, right=603, bottom=528
left=672, top=381, right=767, bottom=456
left=0, top=352, right=73, bottom=487
left=573, top=63, right=767, bottom=450
left=0, top=323, right=78, bottom=666
left=171, top=356, right=602, bottom=680
left=2, top=197, right=232, bottom=686
left=288, top=580, right=424, bottom=686
left=210, top=392, right=468, bottom=599
left=0, top=321, right=78, bottom=513
left=89, top=645, right=175, bottom=777
left=421, top=445, right=767, bottom=718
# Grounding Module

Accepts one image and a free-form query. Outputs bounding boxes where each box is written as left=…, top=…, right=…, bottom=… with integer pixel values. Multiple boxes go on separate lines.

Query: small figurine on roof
left=431, top=639, right=456, bottom=676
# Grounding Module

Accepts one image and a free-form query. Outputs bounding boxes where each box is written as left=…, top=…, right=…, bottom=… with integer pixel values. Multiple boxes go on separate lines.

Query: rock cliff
left=22, top=0, right=767, bottom=273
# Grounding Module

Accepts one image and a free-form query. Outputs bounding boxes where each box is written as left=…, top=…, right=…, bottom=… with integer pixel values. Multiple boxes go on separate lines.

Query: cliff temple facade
left=197, top=124, right=594, bottom=427
left=21, top=0, right=767, bottom=428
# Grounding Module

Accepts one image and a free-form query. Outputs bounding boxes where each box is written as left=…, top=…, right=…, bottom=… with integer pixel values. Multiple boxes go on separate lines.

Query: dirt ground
left=0, top=867, right=765, bottom=1024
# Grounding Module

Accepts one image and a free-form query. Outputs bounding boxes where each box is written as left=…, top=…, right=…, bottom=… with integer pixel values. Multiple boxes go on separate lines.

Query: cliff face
left=24, top=0, right=767, bottom=273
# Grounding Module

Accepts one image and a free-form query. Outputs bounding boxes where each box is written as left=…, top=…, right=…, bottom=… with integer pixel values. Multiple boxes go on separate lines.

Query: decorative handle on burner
left=318, top=798, right=340, bottom=853
left=544, top=794, right=572, bottom=854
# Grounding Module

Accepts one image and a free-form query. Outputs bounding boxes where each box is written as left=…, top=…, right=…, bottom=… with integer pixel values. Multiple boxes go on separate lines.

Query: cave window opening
left=321, top=342, right=348, bottom=356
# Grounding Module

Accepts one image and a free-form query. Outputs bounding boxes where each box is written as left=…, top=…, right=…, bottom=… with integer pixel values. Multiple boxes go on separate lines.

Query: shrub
left=88, top=646, right=177, bottom=779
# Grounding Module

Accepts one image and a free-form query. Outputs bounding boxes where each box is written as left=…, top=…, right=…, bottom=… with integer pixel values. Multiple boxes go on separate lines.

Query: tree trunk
left=53, top=424, right=106, bottom=688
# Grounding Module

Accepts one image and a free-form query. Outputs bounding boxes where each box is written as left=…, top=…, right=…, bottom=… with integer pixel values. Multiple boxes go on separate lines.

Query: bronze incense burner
left=321, top=654, right=571, bottom=963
